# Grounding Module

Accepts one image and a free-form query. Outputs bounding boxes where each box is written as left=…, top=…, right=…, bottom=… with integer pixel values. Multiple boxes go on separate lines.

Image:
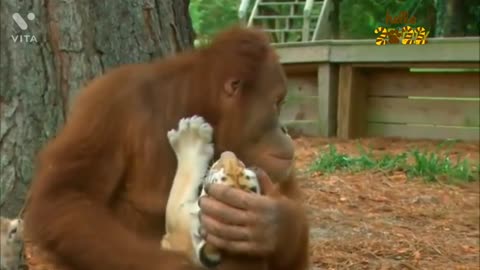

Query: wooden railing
left=273, top=37, right=480, bottom=141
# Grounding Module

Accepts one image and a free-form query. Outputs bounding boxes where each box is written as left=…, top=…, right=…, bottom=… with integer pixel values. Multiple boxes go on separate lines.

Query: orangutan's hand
left=198, top=168, right=299, bottom=257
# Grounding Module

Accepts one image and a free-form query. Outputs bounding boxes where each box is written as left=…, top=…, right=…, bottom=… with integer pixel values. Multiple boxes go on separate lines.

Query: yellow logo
left=374, top=11, right=430, bottom=46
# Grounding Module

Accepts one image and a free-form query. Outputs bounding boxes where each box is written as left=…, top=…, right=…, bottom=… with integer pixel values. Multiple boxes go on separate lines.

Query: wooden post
left=317, top=63, right=338, bottom=137
left=337, top=65, right=368, bottom=139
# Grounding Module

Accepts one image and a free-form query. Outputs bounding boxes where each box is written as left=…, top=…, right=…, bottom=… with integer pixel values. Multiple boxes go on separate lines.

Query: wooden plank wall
left=276, top=38, right=480, bottom=141
left=280, top=63, right=338, bottom=137
left=337, top=65, right=368, bottom=138
left=289, top=64, right=479, bottom=141
left=279, top=65, right=319, bottom=137
left=365, top=68, right=480, bottom=141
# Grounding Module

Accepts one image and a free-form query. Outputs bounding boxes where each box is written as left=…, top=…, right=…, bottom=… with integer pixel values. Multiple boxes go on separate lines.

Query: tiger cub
left=197, top=150, right=261, bottom=267
left=1, top=216, right=24, bottom=270
left=161, top=116, right=260, bottom=268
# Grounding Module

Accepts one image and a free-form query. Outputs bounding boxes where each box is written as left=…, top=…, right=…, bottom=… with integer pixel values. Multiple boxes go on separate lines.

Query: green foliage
left=189, top=0, right=241, bottom=43
left=339, top=0, right=436, bottom=39
left=407, top=149, right=477, bottom=183
left=338, top=0, right=478, bottom=38
left=187, top=0, right=479, bottom=43
left=309, top=144, right=408, bottom=174
left=309, top=145, right=353, bottom=173
left=464, top=0, right=480, bottom=35
left=309, top=142, right=479, bottom=184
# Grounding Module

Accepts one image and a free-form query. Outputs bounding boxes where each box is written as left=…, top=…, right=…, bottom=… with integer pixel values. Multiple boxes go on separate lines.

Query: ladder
left=238, top=0, right=334, bottom=44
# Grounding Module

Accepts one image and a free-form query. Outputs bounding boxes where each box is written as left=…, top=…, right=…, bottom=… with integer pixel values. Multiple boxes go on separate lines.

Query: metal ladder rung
left=262, top=27, right=317, bottom=31
left=263, top=29, right=303, bottom=33
left=253, top=15, right=304, bottom=19
left=257, top=2, right=305, bottom=6
left=242, top=0, right=328, bottom=43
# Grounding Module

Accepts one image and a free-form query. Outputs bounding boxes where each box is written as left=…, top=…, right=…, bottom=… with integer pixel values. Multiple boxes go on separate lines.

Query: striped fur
left=1, top=217, right=24, bottom=270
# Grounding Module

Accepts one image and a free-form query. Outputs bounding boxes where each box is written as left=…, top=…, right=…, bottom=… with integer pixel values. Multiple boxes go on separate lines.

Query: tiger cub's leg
left=161, top=116, right=214, bottom=266
left=195, top=151, right=261, bottom=268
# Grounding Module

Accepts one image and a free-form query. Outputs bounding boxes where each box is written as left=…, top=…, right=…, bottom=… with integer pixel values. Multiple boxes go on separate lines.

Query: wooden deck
left=274, top=37, right=480, bottom=141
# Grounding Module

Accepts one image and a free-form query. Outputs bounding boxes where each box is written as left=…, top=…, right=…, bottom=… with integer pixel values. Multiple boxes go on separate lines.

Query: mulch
left=295, top=136, right=479, bottom=270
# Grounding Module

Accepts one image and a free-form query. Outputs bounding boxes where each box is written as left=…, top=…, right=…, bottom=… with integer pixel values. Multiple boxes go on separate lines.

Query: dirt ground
left=293, top=137, right=480, bottom=270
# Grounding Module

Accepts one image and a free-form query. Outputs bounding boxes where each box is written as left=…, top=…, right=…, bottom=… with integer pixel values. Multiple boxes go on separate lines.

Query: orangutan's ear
left=223, top=78, right=242, bottom=97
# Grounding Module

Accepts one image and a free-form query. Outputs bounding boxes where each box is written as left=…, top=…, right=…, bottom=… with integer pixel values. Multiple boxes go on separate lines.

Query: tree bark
left=0, top=0, right=194, bottom=218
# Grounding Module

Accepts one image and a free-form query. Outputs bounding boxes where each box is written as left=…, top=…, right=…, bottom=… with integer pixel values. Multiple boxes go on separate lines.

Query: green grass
left=309, top=143, right=479, bottom=183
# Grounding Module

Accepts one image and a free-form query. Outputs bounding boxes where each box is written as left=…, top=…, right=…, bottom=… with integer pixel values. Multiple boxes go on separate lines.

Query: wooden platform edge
left=275, top=37, right=480, bottom=64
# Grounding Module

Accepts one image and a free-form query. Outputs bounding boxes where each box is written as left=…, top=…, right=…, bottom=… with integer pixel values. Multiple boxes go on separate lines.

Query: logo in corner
left=374, top=11, right=430, bottom=46
left=11, top=12, right=38, bottom=43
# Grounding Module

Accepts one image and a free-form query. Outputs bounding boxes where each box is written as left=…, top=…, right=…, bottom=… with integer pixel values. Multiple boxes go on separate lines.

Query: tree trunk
left=0, top=0, right=194, bottom=218
left=435, top=0, right=465, bottom=37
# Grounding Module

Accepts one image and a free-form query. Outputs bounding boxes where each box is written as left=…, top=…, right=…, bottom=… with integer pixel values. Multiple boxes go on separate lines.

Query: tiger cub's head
left=206, top=151, right=261, bottom=194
